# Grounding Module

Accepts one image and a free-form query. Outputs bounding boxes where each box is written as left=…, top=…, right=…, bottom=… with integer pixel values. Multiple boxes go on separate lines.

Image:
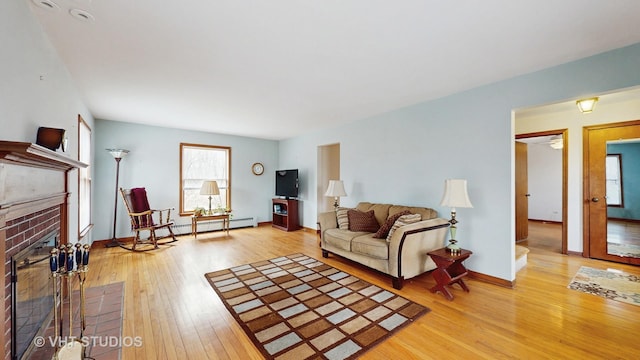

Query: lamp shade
left=200, top=180, right=220, bottom=195
left=106, top=148, right=129, bottom=159
left=576, top=97, right=598, bottom=113
left=325, top=180, right=347, bottom=197
left=440, top=179, right=473, bottom=209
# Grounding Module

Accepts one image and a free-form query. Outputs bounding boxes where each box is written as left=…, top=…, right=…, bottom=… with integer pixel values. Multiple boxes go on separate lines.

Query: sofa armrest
left=318, top=211, right=338, bottom=240
left=387, top=217, right=450, bottom=279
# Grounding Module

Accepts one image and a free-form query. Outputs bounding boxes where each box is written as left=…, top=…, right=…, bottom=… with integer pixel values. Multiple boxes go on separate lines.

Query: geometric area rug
left=568, top=266, right=640, bottom=307
left=205, top=253, right=429, bottom=360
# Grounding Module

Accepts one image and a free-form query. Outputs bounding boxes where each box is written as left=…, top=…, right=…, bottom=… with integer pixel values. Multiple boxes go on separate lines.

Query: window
left=180, top=143, right=231, bottom=215
left=78, top=116, right=92, bottom=237
left=605, top=154, right=623, bottom=207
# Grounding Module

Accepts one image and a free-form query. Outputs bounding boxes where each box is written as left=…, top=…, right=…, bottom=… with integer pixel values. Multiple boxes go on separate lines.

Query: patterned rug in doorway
left=205, top=253, right=429, bottom=360
left=568, top=266, right=640, bottom=306
left=607, top=242, right=640, bottom=258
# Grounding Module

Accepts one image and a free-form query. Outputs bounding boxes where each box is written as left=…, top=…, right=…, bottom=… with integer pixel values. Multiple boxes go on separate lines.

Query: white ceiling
left=27, top=0, right=640, bottom=140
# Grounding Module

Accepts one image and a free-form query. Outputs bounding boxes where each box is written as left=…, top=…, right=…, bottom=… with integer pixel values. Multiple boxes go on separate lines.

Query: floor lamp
left=106, top=149, right=129, bottom=248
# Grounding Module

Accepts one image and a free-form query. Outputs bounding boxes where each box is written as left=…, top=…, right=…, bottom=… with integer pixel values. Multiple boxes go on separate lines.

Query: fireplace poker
left=67, top=247, right=75, bottom=338
left=77, top=243, right=90, bottom=336
left=50, top=248, right=60, bottom=352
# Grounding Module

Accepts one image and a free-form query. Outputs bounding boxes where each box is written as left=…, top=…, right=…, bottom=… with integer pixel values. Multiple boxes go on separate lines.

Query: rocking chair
left=120, top=187, right=178, bottom=251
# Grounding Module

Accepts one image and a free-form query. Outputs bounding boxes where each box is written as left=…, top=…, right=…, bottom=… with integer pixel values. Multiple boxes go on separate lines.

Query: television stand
left=272, top=198, right=299, bottom=231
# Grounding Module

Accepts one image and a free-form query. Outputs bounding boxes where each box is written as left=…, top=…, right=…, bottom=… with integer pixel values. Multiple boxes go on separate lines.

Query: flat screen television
left=275, top=169, right=299, bottom=198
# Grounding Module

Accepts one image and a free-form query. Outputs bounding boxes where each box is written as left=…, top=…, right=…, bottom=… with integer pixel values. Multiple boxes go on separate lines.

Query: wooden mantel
left=0, top=140, right=87, bottom=220
left=0, top=140, right=87, bottom=171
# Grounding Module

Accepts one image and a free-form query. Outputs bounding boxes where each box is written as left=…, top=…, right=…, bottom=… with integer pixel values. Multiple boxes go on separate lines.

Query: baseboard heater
left=171, top=216, right=257, bottom=236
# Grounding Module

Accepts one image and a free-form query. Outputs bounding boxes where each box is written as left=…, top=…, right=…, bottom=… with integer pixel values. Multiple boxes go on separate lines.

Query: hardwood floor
left=523, top=219, right=640, bottom=256
left=608, top=219, right=640, bottom=246
left=519, top=221, right=562, bottom=253
left=86, top=225, right=640, bottom=359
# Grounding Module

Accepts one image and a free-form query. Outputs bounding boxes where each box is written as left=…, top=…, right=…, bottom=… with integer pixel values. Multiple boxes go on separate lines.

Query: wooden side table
left=427, top=248, right=472, bottom=301
left=191, top=214, right=230, bottom=238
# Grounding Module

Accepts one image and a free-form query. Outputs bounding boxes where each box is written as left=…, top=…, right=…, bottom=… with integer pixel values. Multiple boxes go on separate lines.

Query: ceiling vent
left=32, top=0, right=60, bottom=11
left=69, top=8, right=95, bottom=22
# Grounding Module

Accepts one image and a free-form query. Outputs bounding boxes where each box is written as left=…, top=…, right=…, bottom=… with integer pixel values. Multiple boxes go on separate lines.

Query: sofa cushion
left=324, top=228, right=369, bottom=252
left=372, top=210, right=411, bottom=238
left=351, top=234, right=388, bottom=260
left=356, top=202, right=392, bottom=225
left=386, top=213, right=422, bottom=241
left=389, top=205, right=437, bottom=220
left=347, top=209, right=380, bottom=233
left=336, top=207, right=351, bottom=230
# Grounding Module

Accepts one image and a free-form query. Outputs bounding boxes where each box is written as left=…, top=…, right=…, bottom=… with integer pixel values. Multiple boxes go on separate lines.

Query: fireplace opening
left=11, top=230, right=59, bottom=360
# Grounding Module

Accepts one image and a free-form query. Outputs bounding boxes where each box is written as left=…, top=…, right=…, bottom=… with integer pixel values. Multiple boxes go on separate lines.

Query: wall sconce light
left=576, top=97, right=598, bottom=114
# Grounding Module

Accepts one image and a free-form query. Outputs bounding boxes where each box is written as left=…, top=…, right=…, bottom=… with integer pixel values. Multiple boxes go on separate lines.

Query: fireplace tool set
left=49, top=243, right=90, bottom=360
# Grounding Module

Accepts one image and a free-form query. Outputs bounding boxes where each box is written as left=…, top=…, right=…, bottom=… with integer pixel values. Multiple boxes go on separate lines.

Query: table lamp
left=440, top=179, right=473, bottom=253
left=200, top=180, right=220, bottom=215
left=325, top=180, right=347, bottom=211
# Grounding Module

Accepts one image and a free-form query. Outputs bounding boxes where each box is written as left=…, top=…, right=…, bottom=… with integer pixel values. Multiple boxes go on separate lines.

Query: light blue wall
left=280, top=43, right=640, bottom=282
left=93, top=120, right=278, bottom=241
left=607, top=143, right=640, bottom=220
left=6, top=0, right=640, bottom=281
left=1, top=1, right=95, bottom=244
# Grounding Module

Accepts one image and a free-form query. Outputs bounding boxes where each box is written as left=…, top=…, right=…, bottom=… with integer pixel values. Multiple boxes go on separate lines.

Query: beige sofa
left=318, top=202, right=450, bottom=289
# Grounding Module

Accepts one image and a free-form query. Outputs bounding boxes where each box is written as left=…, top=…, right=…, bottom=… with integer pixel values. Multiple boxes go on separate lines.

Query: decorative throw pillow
left=347, top=209, right=380, bottom=233
left=373, top=210, right=411, bottom=238
left=386, top=213, right=422, bottom=242
left=336, top=207, right=351, bottom=230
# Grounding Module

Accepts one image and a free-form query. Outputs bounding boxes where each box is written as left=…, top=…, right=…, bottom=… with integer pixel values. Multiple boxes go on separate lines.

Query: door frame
left=516, top=129, right=568, bottom=254
left=515, top=141, right=529, bottom=242
left=582, top=119, right=640, bottom=263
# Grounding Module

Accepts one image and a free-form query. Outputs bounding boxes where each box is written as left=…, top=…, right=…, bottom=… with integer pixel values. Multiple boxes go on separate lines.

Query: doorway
left=515, top=130, right=568, bottom=254
left=317, top=143, right=341, bottom=213
left=583, top=120, right=640, bottom=265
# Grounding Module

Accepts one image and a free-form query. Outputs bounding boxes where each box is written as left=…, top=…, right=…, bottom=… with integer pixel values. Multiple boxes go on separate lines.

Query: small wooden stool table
left=427, top=247, right=473, bottom=301
left=191, top=213, right=230, bottom=238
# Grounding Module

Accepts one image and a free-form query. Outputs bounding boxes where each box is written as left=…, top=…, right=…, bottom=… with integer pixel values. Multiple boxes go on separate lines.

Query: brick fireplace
left=0, top=141, right=85, bottom=360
